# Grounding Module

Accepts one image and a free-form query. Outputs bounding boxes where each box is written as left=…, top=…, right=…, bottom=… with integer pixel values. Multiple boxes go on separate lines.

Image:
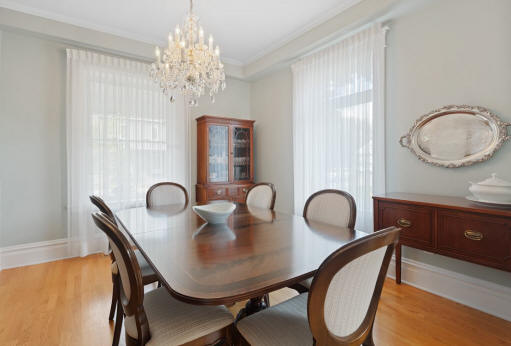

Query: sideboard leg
left=395, top=243, right=402, bottom=284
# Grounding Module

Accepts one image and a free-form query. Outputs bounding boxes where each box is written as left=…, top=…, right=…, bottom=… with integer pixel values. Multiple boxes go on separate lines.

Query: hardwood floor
left=0, top=254, right=510, bottom=345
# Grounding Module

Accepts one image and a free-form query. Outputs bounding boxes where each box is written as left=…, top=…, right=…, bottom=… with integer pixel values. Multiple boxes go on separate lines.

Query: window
left=66, top=49, right=189, bottom=256
left=292, top=25, right=386, bottom=231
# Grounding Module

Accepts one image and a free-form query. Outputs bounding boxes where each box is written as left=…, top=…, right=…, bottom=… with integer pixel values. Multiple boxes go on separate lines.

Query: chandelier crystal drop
left=150, top=0, right=226, bottom=106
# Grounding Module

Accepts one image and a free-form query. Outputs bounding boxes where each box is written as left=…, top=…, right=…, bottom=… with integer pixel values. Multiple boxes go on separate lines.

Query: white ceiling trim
left=0, top=0, right=159, bottom=44
left=243, top=0, right=362, bottom=65
left=0, top=0, right=363, bottom=67
left=0, top=0, right=246, bottom=65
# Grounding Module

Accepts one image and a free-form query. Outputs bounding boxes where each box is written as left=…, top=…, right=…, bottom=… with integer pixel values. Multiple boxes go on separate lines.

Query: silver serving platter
left=399, top=105, right=510, bottom=168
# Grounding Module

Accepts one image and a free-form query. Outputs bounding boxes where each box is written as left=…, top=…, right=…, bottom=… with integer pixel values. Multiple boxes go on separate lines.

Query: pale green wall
left=0, top=30, right=251, bottom=247
left=250, top=68, right=293, bottom=214
left=250, top=0, right=511, bottom=287
left=385, top=0, right=511, bottom=287
left=0, top=31, right=68, bottom=246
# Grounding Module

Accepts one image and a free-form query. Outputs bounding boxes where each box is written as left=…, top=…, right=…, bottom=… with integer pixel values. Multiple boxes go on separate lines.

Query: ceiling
left=0, top=0, right=362, bottom=65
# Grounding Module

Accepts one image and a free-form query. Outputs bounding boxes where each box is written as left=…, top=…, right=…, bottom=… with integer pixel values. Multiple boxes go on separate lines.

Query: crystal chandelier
left=150, top=0, right=226, bottom=106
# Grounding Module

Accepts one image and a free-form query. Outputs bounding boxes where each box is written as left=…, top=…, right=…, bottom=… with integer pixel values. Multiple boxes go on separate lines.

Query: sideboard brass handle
left=242, top=188, right=247, bottom=193
left=397, top=218, right=412, bottom=228
left=216, top=189, right=223, bottom=195
left=464, top=230, right=483, bottom=241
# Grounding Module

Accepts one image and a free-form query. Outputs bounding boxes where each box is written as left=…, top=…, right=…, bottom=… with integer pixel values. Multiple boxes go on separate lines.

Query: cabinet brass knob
left=464, top=230, right=483, bottom=241
left=397, top=218, right=412, bottom=228
left=242, top=188, right=247, bottom=193
left=216, top=190, right=222, bottom=195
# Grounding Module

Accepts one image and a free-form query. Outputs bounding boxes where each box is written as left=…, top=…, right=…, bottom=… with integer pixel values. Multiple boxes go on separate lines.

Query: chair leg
left=112, top=298, right=123, bottom=346
left=362, top=322, right=375, bottom=346
left=109, top=273, right=120, bottom=320
left=263, top=293, right=270, bottom=307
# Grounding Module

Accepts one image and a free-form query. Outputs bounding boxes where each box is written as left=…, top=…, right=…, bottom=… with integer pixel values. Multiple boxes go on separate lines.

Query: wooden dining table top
left=115, top=203, right=369, bottom=305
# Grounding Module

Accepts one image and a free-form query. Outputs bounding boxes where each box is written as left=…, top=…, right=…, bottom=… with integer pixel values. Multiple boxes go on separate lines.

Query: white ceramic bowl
left=468, top=184, right=511, bottom=203
left=469, top=173, right=511, bottom=203
left=192, top=202, right=236, bottom=224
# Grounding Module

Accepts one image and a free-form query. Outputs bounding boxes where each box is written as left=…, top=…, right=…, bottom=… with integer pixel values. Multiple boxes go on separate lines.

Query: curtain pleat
left=292, top=25, right=386, bottom=232
left=66, top=49, right=189, bottom=257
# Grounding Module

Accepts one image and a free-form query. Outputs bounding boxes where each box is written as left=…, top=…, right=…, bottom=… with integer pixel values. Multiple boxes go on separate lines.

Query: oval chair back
left=146, top=182, right=189, bottom=208
left=303, top=189, right=356, bottom=228
left=245, top=183, right=276, bottom=210
left=307, top=226, right=400, bottom=345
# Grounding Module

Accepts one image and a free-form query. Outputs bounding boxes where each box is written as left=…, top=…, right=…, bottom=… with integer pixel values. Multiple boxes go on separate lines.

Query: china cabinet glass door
left=208, top=125, right=229, bottom=182
left=233, top=127, right=251, bottom=181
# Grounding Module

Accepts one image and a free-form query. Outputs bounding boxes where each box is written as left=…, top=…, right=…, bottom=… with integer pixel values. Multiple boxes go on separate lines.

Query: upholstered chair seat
left=237, top=293, right=313, bottom=346
left=111, top=251, right=158, bottom=285
left=124, top=287, right=233, bottom=345
left=245, top=183, right=276, bottom=210
left=237, top=227, right=399, bottom=346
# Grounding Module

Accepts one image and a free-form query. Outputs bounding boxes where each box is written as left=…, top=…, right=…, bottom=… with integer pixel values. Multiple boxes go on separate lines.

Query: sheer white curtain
left=292, top=24, right=386, bottom=232
left=66, top=49, right=189, bottom=257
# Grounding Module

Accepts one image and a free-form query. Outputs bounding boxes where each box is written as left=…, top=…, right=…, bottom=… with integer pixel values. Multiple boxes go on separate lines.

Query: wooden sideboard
left=373, top=193, right=511, bottom=283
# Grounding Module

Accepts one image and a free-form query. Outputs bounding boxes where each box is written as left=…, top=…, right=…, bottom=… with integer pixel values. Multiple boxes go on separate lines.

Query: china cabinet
left=196, top=115, right=255, bottom=203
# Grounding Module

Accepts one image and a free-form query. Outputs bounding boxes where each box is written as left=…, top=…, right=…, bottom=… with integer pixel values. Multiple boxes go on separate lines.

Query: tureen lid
left=473, top=173, right=511, bottom=187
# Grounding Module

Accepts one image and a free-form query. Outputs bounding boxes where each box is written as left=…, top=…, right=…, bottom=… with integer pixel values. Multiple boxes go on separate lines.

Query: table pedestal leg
left=235, top=296, right=267, bottom=323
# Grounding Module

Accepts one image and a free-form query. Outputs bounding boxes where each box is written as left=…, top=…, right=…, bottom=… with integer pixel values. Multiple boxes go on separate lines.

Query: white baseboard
left=387, top=257, right=511, bottom=322
left=0, top=238, right=71, bottom=270
left=0, top=236, right=107, bottom=271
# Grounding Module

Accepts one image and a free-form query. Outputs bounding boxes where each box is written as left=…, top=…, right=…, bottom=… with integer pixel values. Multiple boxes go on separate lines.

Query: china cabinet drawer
left=437, top=210, right=511, bottom=266
left=227, top=185, right=252, bottom=202
left=379, top=202, right=434, bottom=247
left=207, top=187, right=228, bottom=200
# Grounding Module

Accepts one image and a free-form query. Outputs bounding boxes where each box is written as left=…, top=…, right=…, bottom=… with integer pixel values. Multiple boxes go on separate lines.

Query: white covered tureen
left=469, top=173, right=511, bottom=203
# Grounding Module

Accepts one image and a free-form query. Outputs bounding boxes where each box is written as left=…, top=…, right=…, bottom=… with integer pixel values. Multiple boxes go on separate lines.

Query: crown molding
left=243, top=0, right=403, bottom=79
left=0, top=4, right=245, bottom=78
left=0, top=0, right=163, bottom=45
left=242, top=0, right=363, bottom=66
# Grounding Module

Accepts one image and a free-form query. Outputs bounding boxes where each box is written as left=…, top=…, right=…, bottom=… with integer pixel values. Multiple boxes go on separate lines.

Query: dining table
left=115, top=202, right=370, bottom=319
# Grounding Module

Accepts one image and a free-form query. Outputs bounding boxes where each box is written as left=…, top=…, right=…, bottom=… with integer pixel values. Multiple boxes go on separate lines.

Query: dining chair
left=303, top=189, right=356, bottom=228
left=245, top=182, right=276, bottom=210
left=91, top=212, right=234, bottom=346
left=245, top=182, right=276, bottom=307
left=89, top=195, right=159, bottom=346
left=292, top=189, right=357, bottom=293
left=236, top=226, right=400, bottom=346
left=146, top=182, right=189, bottom=208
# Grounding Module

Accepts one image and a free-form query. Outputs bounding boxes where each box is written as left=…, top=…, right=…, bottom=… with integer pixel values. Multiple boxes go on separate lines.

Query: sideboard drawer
left=379, top=202, right=434, bottom=247
left=438, top=210, right=511, bottom=267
